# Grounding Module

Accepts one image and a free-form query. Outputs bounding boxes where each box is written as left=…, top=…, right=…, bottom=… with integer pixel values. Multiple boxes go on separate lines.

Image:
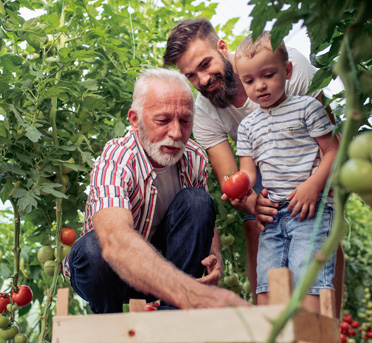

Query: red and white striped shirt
left=63, top=129, right=209, bottom=279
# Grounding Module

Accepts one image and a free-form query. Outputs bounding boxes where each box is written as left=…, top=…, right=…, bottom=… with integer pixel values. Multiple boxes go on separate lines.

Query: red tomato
left=367, top=331, right=372, bottom=339
left=343, top=314, right=353, bottom=324
left=222, top=171, right=250, bottom=199
left=0, top=293, right=10, bottom=313
left=351, top=321, right=359, bottom=329
left=349, top=329, right=357, bottom=337
left=340, top=333, right=347, bottom=343
left=11, top=285, right=33, bottom=307
left=145, top=304, right=157, bottom=311
left=61, top=228, right=77, bottom=245
left=340, top=322, right=350, bottom=333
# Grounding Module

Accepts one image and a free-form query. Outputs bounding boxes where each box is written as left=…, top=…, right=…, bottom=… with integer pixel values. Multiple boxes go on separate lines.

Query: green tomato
left=37, top=246, right=54, bottom=265
left=220, top=233, right=234, bottom=247
left=6, top=303, right=18, bottom=312
left=231, top=282, right=244, bottom=294
left=44, top=260, right=56, bottom=277
left=0, top=315, right=10, bottom=329
left=339, top=158, right=372, bottom=194
left=0, top=324, right=19, bottom=340
left=14, top=333, right=28, bottom=343
left=243, top=280, right=251, bottom=294
left=224, top=273, right=239, bottom=287
left=54, top=244, right=72, bottom=260
left=348, top=131, right=372, bottom=161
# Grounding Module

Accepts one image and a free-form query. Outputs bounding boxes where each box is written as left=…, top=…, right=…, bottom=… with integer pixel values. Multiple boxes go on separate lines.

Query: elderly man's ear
left=128, top=109, right=139, bottom=131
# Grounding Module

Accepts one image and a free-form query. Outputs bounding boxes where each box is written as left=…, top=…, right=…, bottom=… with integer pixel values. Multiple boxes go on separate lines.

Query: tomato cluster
left=340, top=313, right=372, bottom=343
left=0, top=286, right=32, bottom=342
left=37, top=228, right=77, bottom=277
left=145, top=301, right=160, bottom=311
left=340, top=131, right=372, bottom=207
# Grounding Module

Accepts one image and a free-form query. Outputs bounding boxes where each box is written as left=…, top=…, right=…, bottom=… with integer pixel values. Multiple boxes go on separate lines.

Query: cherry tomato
left=222, top=171, right=250, bottom=199
left=340, top=333, right=346, bottom=343
left=343, top=314, right=353, bottom=324
left=11, top=286, right=33, bottom=307
left=351, top=320, right=359, bottom=328
left=220, top=233, right=234, bottom=247
left=61, top=228, right=77, bottom=245
left=340, top=322, right=350, bottom=333
left=0, top=293, right=10, bottom=314
left=0, top=324, right=19, bottom=340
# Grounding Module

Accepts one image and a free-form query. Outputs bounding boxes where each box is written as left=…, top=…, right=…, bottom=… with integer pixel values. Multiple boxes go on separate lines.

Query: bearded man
left=163, top=18, right=344, bottom=316
left=62, top=67, right=250, bottom=313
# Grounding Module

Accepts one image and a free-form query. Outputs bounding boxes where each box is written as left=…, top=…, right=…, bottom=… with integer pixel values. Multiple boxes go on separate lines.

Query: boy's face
left=236, top=49, right=292, bottom=109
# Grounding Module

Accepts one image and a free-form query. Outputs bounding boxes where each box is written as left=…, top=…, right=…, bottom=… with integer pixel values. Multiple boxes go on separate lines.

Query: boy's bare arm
left=287, top=131, right=339, bottom=220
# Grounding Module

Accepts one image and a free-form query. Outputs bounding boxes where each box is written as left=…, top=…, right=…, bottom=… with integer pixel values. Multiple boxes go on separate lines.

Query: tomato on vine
left=11, top=286, right=33, bottom=307
left=61, top=228, right=77, bottom=245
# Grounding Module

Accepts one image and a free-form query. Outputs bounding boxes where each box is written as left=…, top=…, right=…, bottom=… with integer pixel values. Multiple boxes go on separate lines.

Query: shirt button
left=269, top=110, right=272, bottom=114
left=268, top=128, right=272, bottom=132
left=146, top=218, right=150, bottom=222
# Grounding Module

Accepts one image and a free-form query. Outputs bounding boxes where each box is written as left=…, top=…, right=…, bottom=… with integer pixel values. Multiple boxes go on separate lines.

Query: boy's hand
left=286, top=181, right=320, bottom=221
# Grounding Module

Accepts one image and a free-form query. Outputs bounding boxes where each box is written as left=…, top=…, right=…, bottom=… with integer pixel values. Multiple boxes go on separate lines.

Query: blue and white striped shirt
left=237, top=95, right=333, bottom=202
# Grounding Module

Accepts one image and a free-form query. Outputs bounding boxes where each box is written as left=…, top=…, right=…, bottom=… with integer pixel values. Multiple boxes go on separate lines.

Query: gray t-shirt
left=193, top=47, right=321, bottom=150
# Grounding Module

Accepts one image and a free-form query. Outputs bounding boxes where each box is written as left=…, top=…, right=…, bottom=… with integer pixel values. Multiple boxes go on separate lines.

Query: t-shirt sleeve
left=193, top=95, right=230, bottom=150
left=304, top=97, right=334, bottom=137
left=236, top=118, right=253, bottom=157
left=286, top=47, right=321, bottom=99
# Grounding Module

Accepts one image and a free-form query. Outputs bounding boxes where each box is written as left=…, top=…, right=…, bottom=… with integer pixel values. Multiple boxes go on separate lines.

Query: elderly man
left=63, top=68, right=250, bottom=313
left=163, top=18, right=344, bottom=314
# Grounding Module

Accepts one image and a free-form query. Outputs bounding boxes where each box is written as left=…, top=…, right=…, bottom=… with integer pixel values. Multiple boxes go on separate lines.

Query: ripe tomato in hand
left=222, top=171, right=250, bottom=199
left=11, top=285, right=33, bottom=307
left=61, top=228, right=77, bottom=245
left=0, top=293, right=10, bottom=314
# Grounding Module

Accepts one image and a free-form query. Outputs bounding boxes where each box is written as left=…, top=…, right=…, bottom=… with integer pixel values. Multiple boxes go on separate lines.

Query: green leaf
left=0, top=163, right=26, bottom=176
left=77, top=79, right=98, bottom=91
left=25, top=123, right=43, bottom=143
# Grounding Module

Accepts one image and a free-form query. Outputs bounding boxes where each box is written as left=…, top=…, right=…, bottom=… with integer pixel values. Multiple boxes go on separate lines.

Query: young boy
left=232, top=32, right=339, bottom=313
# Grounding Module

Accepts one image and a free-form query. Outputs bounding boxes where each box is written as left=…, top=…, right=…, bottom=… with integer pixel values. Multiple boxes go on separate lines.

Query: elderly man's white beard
left=138, top=120, right=186, bottom=167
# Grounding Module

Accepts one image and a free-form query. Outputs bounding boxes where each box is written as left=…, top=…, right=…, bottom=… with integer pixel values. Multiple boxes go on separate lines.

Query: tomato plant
left=11, top=286, right=33, bottom=307
left=61, top=228, right=77, bottom=245
left=222, top=172, right=250, bottom=200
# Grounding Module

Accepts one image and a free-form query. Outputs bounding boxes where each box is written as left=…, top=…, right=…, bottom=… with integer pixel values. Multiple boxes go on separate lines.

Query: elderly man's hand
left=197, top=254, right=222, bottom=286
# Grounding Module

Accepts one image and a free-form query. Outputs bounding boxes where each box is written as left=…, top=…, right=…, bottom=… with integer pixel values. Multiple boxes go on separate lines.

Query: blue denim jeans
left=68, top=187, right=215, bottom=313
left=256, top=201, right=336, bottom=295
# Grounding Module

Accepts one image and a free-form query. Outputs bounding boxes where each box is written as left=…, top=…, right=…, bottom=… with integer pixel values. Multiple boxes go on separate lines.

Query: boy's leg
left=288, top=203, right=337, bottom=314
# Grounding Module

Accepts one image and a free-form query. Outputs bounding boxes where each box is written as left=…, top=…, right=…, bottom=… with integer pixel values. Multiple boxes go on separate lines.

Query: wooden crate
left=51, top=268, right=340, bottom=343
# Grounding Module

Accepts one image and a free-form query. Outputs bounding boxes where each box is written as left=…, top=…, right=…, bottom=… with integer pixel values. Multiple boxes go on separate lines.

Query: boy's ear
left=128, top=109, right=139, bottom=131
left=286, top=61, right=293, bottom=79
left=217, top=39, right=228, bottom=57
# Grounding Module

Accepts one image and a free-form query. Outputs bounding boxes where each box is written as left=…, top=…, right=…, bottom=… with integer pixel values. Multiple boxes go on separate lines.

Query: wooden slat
left=52, top=304, right=297, bottom=343
left=56, top=288, right=69, bottom=317
left=268, top=268, right=294, bottom=305
left=129, top=299, right=146, bottom=312
left=319, top=289, right=337, bottom=319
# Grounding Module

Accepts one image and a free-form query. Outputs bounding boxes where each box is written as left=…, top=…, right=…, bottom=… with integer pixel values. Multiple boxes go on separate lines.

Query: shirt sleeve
left=304, top=97, right=334, bottom=137
left=236, top=118, right=253, bottom=157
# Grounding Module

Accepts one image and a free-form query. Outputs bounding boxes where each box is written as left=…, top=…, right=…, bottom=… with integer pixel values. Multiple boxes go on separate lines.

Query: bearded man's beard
left=199, top=54, right=237, bottom=108
left=138, top=119, right=186, bottom=167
